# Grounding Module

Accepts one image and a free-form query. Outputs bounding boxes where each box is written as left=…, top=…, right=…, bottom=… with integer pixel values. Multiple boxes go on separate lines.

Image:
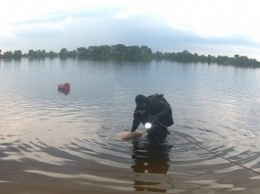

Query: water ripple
left=1, top=59, right=260, bottom=193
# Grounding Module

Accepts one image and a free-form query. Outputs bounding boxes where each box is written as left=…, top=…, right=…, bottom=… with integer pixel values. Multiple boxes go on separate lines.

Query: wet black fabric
left=146, top=124, right=169, bottom=142
left=131, top=94, right=174, bottom=139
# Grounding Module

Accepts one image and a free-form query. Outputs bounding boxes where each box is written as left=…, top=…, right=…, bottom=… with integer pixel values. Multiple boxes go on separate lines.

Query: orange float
left=58, top=83, right=70, bottom=95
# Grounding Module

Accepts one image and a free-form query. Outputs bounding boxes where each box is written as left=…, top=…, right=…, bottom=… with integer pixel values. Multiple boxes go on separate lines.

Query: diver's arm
left=131, top=118, right=140, bottom=132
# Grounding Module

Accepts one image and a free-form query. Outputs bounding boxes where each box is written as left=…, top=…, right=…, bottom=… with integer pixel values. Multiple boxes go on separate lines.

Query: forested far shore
left=0, top=44, right=260, bottom=68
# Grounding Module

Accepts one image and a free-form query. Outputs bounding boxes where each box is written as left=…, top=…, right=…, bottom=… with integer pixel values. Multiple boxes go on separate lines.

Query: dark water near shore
left=0, top=58, right=260, bottom=194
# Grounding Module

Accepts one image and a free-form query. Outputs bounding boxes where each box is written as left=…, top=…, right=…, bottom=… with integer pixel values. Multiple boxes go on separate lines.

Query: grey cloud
left=2, top=14, right=260, bottom=57
left=11, top=8, right=120, bottom=25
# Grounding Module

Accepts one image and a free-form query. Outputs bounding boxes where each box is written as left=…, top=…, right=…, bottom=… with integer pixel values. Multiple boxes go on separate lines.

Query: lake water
left=0, top=58, right=260, bottom=194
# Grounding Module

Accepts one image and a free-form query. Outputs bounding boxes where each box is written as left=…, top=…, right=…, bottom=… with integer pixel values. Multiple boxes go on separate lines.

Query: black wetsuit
left=131, top=94, right=174, bottom=140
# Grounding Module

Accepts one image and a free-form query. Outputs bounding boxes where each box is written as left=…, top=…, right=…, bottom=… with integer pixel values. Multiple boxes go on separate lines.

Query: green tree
left=59, top=48, right=68, bottom=58
left=99, top=45, right=111, bottom=57
left=140, top=45, right=152, bottom=59
left=67, top=50, right=77, bottom=58
left=155, top=51, right=164, bottom=59
left=13, top=50, right=22, bottom=58
left=126, top=45, right=141, bottom=60
left=49, top=51, right=58, bottom=58
left=28, top=49, right=35, bottom=58
left=40, top=49, right=46, bottom=57
left=3, top=51, right=13, bottom=58
left=112, top=44, right=127, bottom=58
left=77, top=47, right=88, bottom=58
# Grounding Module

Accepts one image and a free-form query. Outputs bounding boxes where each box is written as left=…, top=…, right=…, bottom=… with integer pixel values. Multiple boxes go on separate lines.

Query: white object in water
left=145, top=122, right=152, bottom=129
left=115, top=131, right=142, bottom=140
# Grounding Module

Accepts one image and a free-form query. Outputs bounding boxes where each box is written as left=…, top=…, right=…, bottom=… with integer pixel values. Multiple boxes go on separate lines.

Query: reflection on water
left=0, top=58, right=260, bottom=193
left=131, top=138, right=173, bottom=192
left=58, top=88, right=70, bottom=95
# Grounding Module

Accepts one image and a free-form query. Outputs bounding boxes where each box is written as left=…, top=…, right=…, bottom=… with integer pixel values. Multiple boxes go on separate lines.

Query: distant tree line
left=0, top=49, right=59, bottom=59
left=0, top=44, right=152, bottom=61
left=0, top=44, right=260, bottom=67
left=156, top=50, right=260, bottom=68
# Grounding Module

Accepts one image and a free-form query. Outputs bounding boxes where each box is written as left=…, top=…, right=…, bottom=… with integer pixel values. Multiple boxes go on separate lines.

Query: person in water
left=131, top=93, right=174, bottom=140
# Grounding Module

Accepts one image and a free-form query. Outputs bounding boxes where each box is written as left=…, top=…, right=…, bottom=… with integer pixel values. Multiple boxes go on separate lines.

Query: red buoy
left=58, top=83, right=70, bottom=95
left=58, top=83, right=70, bottom=90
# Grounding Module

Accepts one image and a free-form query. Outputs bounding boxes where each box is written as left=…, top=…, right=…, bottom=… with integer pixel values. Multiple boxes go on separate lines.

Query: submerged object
left=58, top=83, right=70, bottom=95
left=115, top=131, right=142, bottom=140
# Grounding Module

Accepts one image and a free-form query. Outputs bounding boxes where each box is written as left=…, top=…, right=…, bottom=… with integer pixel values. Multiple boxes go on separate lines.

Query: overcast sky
left=1, top=0, right=260, bottom=59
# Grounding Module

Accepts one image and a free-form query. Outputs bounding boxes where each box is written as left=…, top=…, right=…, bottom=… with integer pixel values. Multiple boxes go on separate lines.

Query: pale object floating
left=115, top=131, right=142, bottom=140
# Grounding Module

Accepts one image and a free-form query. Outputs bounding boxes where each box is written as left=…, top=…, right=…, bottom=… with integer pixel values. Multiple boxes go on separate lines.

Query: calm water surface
left=0, top=58, right=260, bottom=194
